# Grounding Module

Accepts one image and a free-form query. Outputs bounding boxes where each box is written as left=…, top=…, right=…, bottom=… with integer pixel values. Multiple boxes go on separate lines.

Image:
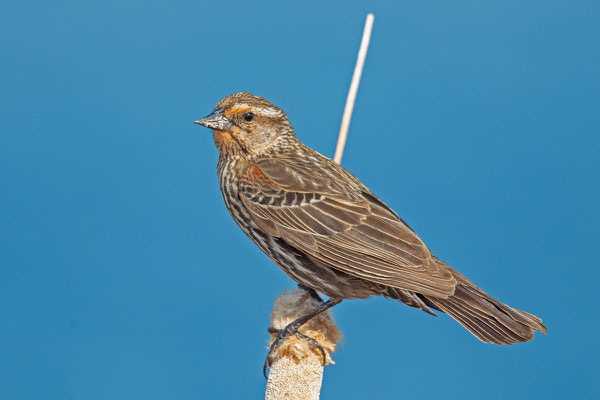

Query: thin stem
left=333, top=13, right=374, bottom=165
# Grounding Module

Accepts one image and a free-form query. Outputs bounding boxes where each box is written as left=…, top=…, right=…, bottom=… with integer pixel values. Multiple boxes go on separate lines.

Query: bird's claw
left=263, top=326, right=327, bottom=378
left=295, top=331, right=327, bottom=365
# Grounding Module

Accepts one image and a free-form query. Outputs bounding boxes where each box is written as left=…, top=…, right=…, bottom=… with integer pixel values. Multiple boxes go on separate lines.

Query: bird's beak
left=193, top=107, right=232, bottom=131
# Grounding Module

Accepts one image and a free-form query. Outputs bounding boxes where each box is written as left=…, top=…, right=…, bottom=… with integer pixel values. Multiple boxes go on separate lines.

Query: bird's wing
left=238, top=157, right=457, bottom=298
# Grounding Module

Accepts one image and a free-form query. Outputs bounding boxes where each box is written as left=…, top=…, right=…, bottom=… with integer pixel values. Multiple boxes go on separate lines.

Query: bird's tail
left=422, top=267, right=547, bottom=345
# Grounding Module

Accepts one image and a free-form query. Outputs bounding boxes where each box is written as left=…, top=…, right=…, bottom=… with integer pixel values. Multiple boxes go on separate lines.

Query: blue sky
left=1, top=1, right=598, bottom=399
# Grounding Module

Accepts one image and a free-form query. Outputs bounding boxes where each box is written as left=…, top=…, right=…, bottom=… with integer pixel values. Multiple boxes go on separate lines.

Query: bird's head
left=194, top=92, right=295, bottom=157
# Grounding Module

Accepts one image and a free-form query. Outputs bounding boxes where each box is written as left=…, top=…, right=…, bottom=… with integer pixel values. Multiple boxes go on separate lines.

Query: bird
left=193, top=92, right=547, bottom=369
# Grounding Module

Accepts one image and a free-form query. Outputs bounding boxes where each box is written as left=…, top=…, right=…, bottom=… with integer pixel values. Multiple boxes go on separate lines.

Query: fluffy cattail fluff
left=265, top=288, right=342, bottom=400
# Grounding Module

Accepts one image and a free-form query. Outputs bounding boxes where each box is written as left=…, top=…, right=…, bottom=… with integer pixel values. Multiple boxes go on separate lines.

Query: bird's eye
left=243, top=112, right=255, bottom=122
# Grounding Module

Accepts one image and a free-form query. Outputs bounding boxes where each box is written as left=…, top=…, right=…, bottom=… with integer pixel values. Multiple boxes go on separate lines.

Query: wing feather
left=238, top=158, right=457, bottom=298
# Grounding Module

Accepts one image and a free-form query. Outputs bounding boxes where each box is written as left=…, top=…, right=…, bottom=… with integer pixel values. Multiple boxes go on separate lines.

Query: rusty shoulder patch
left=240, top=165, right=278, bottom=188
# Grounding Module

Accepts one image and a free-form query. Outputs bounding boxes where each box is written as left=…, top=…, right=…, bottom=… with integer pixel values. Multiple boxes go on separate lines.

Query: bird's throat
left=213, top=130, right=242, bottom=156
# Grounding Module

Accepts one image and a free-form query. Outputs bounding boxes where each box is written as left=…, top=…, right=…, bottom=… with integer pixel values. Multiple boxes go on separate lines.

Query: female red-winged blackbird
left=194, top=92, right=546, bottom=365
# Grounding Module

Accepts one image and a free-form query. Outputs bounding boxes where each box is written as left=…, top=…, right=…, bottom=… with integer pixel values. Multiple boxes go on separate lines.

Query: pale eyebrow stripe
left=232, top=104, right=282, bottom=118
left=259, top=108, right=282, bottom=117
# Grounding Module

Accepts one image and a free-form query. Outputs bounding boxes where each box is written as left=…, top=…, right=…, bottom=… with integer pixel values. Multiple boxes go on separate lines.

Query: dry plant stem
left=266, top=13, right=374, bottom=400
left=265, top=288, right=342, bottom=400
left=333, top=13, right=374, bottom=165
left=265, top=356, right=324, bottom=400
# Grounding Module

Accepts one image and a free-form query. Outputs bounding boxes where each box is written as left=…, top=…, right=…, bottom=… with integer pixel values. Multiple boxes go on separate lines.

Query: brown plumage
left=194, top=92, right=547, bottom=345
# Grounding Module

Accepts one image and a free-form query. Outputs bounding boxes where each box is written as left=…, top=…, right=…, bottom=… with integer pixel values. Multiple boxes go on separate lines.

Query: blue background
left=1, top=1, right=598, bottom=399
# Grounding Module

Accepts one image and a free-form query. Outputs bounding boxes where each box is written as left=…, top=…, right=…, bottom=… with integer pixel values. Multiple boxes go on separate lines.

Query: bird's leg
left=264, top=298, right=341, bottom=378
left=297, top=284, right=324, bottom=303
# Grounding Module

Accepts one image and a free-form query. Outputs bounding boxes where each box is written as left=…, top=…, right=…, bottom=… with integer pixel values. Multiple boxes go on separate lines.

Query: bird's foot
left=263, top=325, right=326, bottom=378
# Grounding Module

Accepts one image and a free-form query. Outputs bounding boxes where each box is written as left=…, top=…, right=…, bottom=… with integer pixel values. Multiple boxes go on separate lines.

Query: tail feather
left=423, top=267, right=547, bottom=345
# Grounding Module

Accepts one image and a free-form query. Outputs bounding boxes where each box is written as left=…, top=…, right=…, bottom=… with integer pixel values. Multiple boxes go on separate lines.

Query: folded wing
left=238, top=158, right=457, bottom=298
